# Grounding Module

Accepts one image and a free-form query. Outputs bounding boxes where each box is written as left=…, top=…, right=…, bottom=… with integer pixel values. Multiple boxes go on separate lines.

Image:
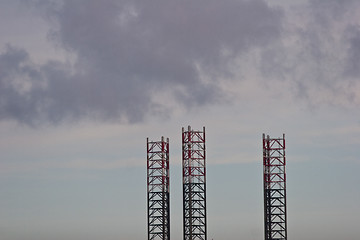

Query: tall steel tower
left=147, top=137, right=170, bottom=240
left=263, top=134, right=287, bottom=240
left=182, top=126, right=207, bottom=240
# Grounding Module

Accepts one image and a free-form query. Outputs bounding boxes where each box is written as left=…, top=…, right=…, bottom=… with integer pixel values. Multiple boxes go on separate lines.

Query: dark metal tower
left=263, top=134, right=287, bottom=240
left=182, top=126, right=207, bottom=240
left=147, top=137, right=170, bottom=240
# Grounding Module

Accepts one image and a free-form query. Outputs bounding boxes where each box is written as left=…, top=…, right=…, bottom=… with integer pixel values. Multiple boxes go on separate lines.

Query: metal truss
left=147, top=137, right=170, bottom=240
left=263, top=134, right=287, bottom=240
left=182, top=126, right=207, bottom=240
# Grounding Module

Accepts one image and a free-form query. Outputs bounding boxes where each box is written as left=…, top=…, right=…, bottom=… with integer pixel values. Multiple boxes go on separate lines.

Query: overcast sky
left=0, top=0, right=359, bottom=240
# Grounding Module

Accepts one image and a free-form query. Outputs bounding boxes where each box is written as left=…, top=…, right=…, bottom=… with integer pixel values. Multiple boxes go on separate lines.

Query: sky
left=0, top=0, right=359, bottom=239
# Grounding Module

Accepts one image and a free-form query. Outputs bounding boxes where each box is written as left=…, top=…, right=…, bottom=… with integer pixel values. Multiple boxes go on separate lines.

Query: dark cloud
left=0, top=0, right=283, bottom=125
left=345, top=26, right=360, bottom=78
left=0, top=45, right=46, bottom=124
left=259, top=0, right=360, bottom=106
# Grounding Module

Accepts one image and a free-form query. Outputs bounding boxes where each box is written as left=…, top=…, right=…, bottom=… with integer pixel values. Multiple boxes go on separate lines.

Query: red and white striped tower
left=182, top=126, right=207, bottom=240
left=263, top=133, right=287, bottom=240
left=147, top=137, right=170, bottom=240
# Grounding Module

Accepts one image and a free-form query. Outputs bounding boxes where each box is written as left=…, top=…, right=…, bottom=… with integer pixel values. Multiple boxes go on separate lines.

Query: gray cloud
left=0, top=45, right=46, bottom=124
left=345, top=25, right=360, bottom=78
left=259, top=0, right=360, bottom=106
left=0, top=0, right=283, bottom=125
left=2, top=0, right=359, bottom=126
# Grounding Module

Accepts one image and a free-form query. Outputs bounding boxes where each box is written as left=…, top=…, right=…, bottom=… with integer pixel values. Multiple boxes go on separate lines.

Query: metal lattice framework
left=182, top=126, right=207, bottom=240
left=147, top=137, right=170, bottom=240
left=263, top=134, right=287, bottom=240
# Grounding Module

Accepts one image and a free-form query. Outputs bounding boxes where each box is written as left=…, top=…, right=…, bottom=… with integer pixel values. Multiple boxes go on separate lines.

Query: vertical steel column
left=182, top=126, right=207, bottom=240
left=263, top=134, right=287, bottom=240
left=147, top=137, right=170, bottom=240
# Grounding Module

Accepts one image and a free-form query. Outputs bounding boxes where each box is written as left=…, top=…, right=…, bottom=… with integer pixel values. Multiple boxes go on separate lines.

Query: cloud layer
left=260, top=0, right=360, bottom=107
left=1, top=0, right=283, bottom=125
left=1, top=0, right=359, bottom=125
